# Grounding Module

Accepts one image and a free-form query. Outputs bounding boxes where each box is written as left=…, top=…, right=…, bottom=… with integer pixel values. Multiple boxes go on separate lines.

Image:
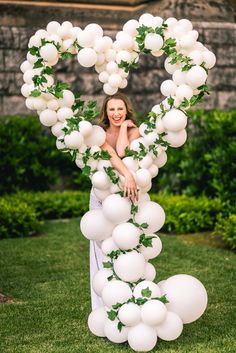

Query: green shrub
left=153, top=109, right=236, bottom=207
left=150, top=193, right=222, bottom=234
left=4, top=191, right=89, bottom=220
left=0, top=198, right=39, bottom=239
left=0, top=115, right=81, bottom=194
left=215, top=214, right=236, bottom=250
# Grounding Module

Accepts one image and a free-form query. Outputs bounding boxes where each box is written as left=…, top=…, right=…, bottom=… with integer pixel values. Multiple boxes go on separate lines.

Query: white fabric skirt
left=89, top=188, right=105, bottom=310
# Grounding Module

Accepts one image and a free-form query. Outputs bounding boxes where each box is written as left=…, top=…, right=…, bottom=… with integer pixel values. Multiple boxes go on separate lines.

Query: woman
left=89, top=92, right=140, bottom=310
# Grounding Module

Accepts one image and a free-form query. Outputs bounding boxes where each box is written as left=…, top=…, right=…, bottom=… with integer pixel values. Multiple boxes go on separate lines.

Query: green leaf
left=112, top=303, right=122, bottom=310
left=42, top=66, right=54, bottom=75
left=61, top=51, right=73, bottom=60
left=29, top=46, right=40, bottom=56
left=107, top=275, right=113, bottom=281
left=33, top=59, right=43, bottom=68
left=140, top=222, right=148, bottom=229
left=131, top=203, right=138, bottom=215
left=30, top=89, right=41, bottom=97
left=82, top=165, right=91, bottom=178
left=103, top=261, right=113, bottom=268
left=141, top=287, right=152, bottom=298
left=117, top=321, right=125, bottom=332
left=107, top=310, right=117, bottom=321
left=135, top=297, right=148, bottom=305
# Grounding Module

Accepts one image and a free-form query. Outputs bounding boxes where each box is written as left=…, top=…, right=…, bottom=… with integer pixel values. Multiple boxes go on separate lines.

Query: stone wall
left=0, top=1, right=236, bottom=115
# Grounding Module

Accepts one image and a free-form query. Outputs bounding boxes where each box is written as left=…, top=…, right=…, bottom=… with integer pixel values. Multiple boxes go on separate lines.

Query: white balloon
left=85, top=23, right=103, bottom=38
left=108, top=73, right=122, bottom=88
left=156, top=311, right=183, bottom=341
left=112, top=222, right=141, bottom=250
left=178, top=19, right=193, bottom=31
left=57, top=107, right=74, bottom=122
left=78, top=120, right=93, bottom=137
left=99, top=71, right=109, bottom=83
left=103, top=83, right=118, bottom=95
left=155, top=119, right=165, bottom=134
left=144, top=33, right=163, bottom=51
left=97, top=159, right=112, bottom=171
left=128, top=323, right=157, bottom=352
left=58, top=90, right=75, bottom=108
left=64, top=131, right=84, bottom=149
left=32, top=97, right=47, bottom=111
left=104, top=319, right=129, bottom=343
left=88, top=306, right=107, bottom=337
left=118, top=303, right=141, bottom=326
left=139, top=13, right=154, bottom=26
left=143, top=262, right=156, bottom=281
left=141, top=299, right=167, bottom=326
left=148, top=164, right=159, bottom=178
left=122, top=156, right=139, bottom=172
left=47, top=99, right=59, bottom=111
left=39, top=109, right=57, bottom=127
left=92, top=171, right=110, bottom=190
left=92, top=268, right=113, bottom=296
left=116, top=31, right=133, bottom=50
left=189, top=50, right=203, bottom=65
left=143, top=131, right=158, bottom=145
left=164, top=129, right=187, bottom=148
left=179, top=34, right=196, bottom=49
left=51, top=122, right=64, bottom=137
left=140, top=235, right=162, bottom=260
left=46, top=21, right=60, bottom=35
left=154, top=150, right=167, bottom=168
left=139, top=155, right=153, bottom=169
left=113, top=251, right=145, bottom=282
left=160, top=274, right=208, bottom=323
left=202, top=50, right=216, bottom=69
left=103, top=194, right=131, bottom=224
left=77, top=30, right=94, bottom=47
left=135, top=201, right=165, bottom=234
left=160, top=80, right=177, bottom=97
left=173, top=69, right=187, bottom=85
left=133, top=280, right=161, bottom=299
left=186, top=65, right=207, bottom=89
left=162, top=109, right=187, bottom=132
left=123, top=19, right=139, bottom=37
left=116, top=50, right=132, bottom=64
left=77, top=48, right=97, bottom=67
left=93, top=187, right=111, bottom=201
left=84, top=125, right=106, bottom=147
left=102, top=280, right=132, bottom=307
left=39, top=43, right=58, bottom=62
left=101, top=237, right=119, bottom=255
left=80, top=209, right=114, bottom=241
left=175, top=84, right=193, bottom=101
left=136, top=169, right=152, bottom=188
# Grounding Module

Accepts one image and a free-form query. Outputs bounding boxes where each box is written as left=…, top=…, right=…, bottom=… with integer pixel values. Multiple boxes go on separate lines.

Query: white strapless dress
left=89, top=188, right=105, bottom=310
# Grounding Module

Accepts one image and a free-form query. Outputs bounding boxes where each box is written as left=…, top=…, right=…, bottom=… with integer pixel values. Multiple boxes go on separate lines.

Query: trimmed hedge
left=0, top=198, right=39, bottom=239
left=215, top=214, right=236, bottom=250
left=0, top=191, right=224, bottom=240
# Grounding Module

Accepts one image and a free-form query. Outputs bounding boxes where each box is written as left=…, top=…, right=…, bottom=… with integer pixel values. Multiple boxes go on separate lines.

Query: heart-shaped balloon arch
left=21, top=13, right=216, bottom=352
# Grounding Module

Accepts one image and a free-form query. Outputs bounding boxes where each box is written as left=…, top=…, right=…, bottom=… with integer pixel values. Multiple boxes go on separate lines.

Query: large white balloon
left=128, top=323, right=157, bottom=352
left=88, top=306, right=107, bottom=337
left=103, top=194, right=131, bottom=224
left=112, top=222, right=141, bottom=250
left=80, top=209, right=114, bottom=241
left=102, top=280, right=132, bottom=307
left=156, top=311, right=183, bottom=341
left=160, top=274, right=208, bottom=323
left=164, top=129, right=187, bottom=148
left=135, top=201, right=165, bottom=233
left=113, top=251, right=146, bottom=282
left=77, top=48, right=97, bottom=67
left=84, top=125, right=106, bottom=147
left=162, top=109, right=188, bottom=132
left=64, top=131, right=84, bottom=149
left=91, top=171, right=110, bottom=190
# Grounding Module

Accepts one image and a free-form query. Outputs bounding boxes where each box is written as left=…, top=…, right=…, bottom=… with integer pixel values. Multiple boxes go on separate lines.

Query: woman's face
left=106, top=99, right=127, bottom=127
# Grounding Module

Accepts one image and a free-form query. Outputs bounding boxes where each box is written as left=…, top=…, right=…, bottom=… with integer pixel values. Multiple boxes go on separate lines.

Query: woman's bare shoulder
left=128, top=126, right=140, bottom=140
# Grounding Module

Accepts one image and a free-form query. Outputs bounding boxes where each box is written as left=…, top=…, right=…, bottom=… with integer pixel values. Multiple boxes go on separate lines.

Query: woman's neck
left=107, top=124, right=120, bottom=135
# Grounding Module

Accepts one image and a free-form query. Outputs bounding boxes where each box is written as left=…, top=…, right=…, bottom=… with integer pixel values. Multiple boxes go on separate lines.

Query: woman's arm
left=101, top=141, right=138, bottom=201
left=116, top=120, right=140, bottom=158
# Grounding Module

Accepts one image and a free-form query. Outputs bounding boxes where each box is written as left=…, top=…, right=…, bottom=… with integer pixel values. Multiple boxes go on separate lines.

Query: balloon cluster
left=21, top=13, right=215, bottom=352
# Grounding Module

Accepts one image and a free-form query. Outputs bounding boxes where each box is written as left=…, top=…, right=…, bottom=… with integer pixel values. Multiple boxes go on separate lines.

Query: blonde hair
left=98, top=92, right=136, bottom=130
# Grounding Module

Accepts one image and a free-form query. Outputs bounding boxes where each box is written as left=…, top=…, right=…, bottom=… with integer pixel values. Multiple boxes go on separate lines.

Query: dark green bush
left=0, top=115, right=88, bottom=194
left=151, top=193, right=222, bottom=234
left=215, top=214, right=236, bottom=250
left=153, top=109, right=236, bottom=207
left=0, top=198, right=39, bottom=239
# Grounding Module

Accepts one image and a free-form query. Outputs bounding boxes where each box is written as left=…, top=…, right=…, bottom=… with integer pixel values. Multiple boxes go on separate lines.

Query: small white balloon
left=102, top=280, right=132, bottom=307
left=164, top=129, right=187, bottom=148
left=186, top=65, right=207, bottom=89
left=64, top=131, right=84, bottom=149
left=113, top=251, right=146, bottom=282
left=135, top=201, right=165, bottom=234
left=128, top=322, right=157, bottom=352
left=88, top=306, right=107, bottom=337
left=92, top=268, right=113, bottom=296
left=39, top=109, right=58, bottom=127
left=156, top=311, right=183, bottom=341
left=80, top=209, right=114, bottom=241
left=112, top=222, right=141, bottom=250
left=140, top=235, right=162, bottom=260
left=77, top=48, right=97, bottom=67
left=104, top=319, right=129, bottom=343
left=141, top=299, right=167, bottom=326
left=101, top=237, right=119, bottom=255
left=133, top=280, right=161, bottom=299
left=118, top=303, right=141, bottom=326
left=162, top=109, right=188, bottom=132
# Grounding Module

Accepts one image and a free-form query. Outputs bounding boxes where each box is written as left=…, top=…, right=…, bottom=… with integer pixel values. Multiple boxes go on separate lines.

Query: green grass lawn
left=0, top=218, right=235, bottom=353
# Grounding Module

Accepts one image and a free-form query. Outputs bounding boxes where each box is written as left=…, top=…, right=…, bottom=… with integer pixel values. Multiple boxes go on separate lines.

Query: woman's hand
left=121, top=119, right=137, bottom=128
left=123, top=172, right=139, bottom=202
